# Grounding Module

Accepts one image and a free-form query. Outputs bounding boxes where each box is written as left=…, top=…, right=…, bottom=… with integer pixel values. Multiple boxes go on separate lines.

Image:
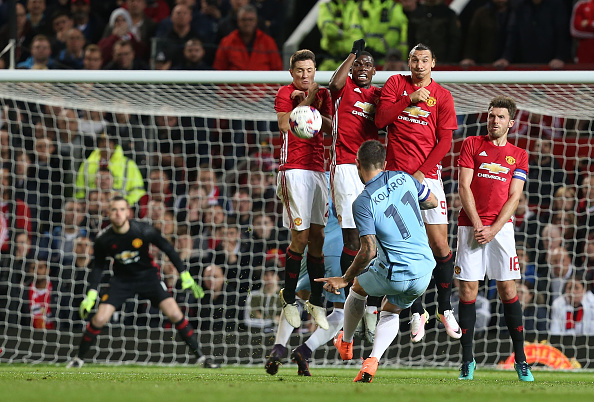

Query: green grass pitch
left=1, top=364, right=593, bottom=402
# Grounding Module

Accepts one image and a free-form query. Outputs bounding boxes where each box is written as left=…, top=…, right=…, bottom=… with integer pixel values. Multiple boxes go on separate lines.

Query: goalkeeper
left=67, top=195, right=219, bottom=369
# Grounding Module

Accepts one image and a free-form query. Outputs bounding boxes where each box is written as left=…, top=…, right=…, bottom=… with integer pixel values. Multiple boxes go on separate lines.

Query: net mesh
left=0, top=74, right=593, bottom=369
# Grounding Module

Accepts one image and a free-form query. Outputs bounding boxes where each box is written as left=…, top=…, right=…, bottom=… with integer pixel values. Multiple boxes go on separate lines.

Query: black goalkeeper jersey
left=88, top=220, right=185, bottom=290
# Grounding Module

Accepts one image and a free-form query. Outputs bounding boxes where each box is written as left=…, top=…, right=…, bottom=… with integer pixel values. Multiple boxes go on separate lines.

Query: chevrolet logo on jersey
left=115, top=250, right=140, bottom=264
left=403, top=106, right=430, bottom=118
left=479, top=162, right=510, bottom=175
left=354, top=101, right=375, bottom=114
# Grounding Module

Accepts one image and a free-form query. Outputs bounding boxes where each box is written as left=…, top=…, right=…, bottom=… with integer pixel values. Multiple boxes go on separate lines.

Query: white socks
left=274, top=310, right=295, bottom=346
left=305, top=308, right=344, bottom=352
left=343, top=291, right=367, bottom=343
left=369, top=311, right=399, bottom=360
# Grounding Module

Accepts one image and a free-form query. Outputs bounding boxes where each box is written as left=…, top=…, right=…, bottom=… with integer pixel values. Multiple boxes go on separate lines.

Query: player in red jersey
left=328, top=39, right=382, bottom=343
left=455, top=95, right=534, bottom=381
left=273, top=49, right=333, bottom=333
left=375, top=43, right=460, bottom=342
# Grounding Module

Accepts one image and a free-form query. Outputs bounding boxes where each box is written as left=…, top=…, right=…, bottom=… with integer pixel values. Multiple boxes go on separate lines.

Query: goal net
left=0, top=70, right=593, bottom=369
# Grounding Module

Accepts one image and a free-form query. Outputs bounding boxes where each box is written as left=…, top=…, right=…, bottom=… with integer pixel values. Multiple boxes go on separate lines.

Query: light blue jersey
left=353, top=170, right=435, bottom=282
left=296, top=172, right=345, bottom=303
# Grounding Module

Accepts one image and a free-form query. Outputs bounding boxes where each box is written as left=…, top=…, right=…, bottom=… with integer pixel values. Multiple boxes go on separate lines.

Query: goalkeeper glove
left=79, top=289, right=98, bottom=319
left=351, top=39, right=366, bottom=58
left=181, top=271, right=205, bottom=299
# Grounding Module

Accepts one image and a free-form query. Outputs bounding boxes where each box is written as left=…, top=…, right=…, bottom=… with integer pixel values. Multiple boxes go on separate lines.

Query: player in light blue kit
left=317, top=140, right=438, bottom=383
left=265, top=173, right=346, bottom=376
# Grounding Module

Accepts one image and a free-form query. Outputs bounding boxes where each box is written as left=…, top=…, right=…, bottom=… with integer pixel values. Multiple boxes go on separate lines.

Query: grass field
left=1, top=364, right=593, bottom=402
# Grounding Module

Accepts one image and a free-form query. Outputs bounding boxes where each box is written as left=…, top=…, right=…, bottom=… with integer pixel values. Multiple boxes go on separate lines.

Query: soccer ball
left=289, top=106, right=322, bottom=139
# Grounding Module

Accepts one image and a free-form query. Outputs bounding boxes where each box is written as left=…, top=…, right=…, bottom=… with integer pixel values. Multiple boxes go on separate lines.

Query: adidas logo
left=354, top=88, right=362, bottom=93
left=403, top=90, right=408, bottom=96
left=479, top=151, right=488, bottom=156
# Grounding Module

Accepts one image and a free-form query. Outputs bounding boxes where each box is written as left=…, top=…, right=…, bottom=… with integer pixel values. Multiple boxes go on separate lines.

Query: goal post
left=0, top=70, right=593, bottom=369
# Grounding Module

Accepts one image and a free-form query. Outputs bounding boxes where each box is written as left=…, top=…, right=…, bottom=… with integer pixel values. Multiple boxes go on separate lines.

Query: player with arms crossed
left=455, top=96, right=534, bottom=381
left=67, top=196, right=219, bottom=368
left=317, top=140, right=438, bottom=383
left=328, top=39, right=383, bottom=342
left=273, top=49, right=333, bottom=333
left=375, top=43, right=461, bottom=342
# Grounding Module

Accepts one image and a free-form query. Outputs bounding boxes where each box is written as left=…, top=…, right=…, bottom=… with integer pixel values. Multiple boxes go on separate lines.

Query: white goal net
left=0, top=70, right=593, bottom=370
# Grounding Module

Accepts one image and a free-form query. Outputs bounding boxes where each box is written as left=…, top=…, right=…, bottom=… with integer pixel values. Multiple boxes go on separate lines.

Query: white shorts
left=454, top=222, right=520, bottom=282
left=330, top=163, right=364, bottom=229
left=421, top=177, right=448, bottom=224
left=277, top=169, right=328, bottom=231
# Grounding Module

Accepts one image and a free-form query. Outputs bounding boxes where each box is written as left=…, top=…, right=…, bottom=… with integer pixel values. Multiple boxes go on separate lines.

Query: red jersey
left=457, top=135, right=529, bottom=227
left=275, top=83, right=332, bottom=172
left=331, top=76, right=381, bottom=165
left=376, top=75, right=457, bottom=179
left=29, top=282, right=55, bottom=330
left=0, top=199, right=31, bottom=252
left=571, top=0, right=594, bottom=63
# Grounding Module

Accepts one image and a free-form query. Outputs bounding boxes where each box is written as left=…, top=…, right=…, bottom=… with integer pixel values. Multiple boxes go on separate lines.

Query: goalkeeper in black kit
left=67, top=195, right=219, bottom=368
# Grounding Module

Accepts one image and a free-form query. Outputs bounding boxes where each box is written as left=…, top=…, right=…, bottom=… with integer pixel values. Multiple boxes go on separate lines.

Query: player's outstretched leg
left=292, top=307, right=344, bottom=376
left=67, top=321, right=101, bottom=368
left=175, top=318, right=220, bottom=368
left=363, top=296, right=381, bottom=344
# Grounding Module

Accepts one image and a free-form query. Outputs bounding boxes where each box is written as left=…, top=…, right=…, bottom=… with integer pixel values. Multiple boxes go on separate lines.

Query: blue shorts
left=356, top=260, right=432, bottom=309
left=296, top=254, right=345, bottom=303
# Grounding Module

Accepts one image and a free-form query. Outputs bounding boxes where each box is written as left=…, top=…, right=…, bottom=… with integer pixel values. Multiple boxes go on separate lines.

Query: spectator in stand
left=172, top=38, right=211, bottom=70
left=75, top=133, right=146, bottom=209
left=48, top=9, right=73, bottom=56
left=104, top=39, right=148, bottom=70
left=217, top=0, right=249, bottom=41
left=27, top=0, right=51, bottom=37
left=70, top=0, right=104, bottom=45
left=253, top=0, right=285, bottom=47
left=246, top=212, right=289, bottom=269
left=155, top=4, right=201, bottom=65
left=123, top=0, right=157, bottom=46
left=0, top=3, right=33, bottom=65
left=33, top=136, right=63, bottom=224
left=197, top=263, right=238, bottom=332
left=517, top=245, right=537, bottom=285
left=382, top=48, right=407, bottom=71
left=245, top=264, right=281, bottom=333
left=513, top=191, right=539, bottom=253
left=494, top=0, right=570, bottom=70
left=40, top=199, right=87, bottom=269
left=460, top=0, right=512, bottom=67
left=407, top=0, right=462, bottom=64
left=577, top=172, right=594, bottom=226
left=196, top=0, right=222, bottom=60
left=358, top=0, right=408, bottom=64
left=0, top=230, right=32, bottom=290
left=197, top=166, right=221, bottom=207
left=571, top=0, right=594, bottom=65
left=552, top=186, right=578, bottom=213
left=247, top=167, right=276, bottom=213
left=99, top=8, right=149, bottom=65
left=56, top=28, right=86, bottom=68
left=229, top=188, right=253, bottom=230
left=17, top=34, right=58, bottom=69
left=213, top=5, right=282, bottom=71
left=526, top=138, right=568, bottom=207
left=153, top=49, right=172, bottom=70
left=316, top=0, right=358, bottom=70
left=0, top=166, right=32, bottom=254
left=539, top=246, right=576, bottom=305
left=26, top=258, right=56, bottom=330
left=56, top=234, right=93, bottom=330
left=141, top=169, right=175, bottom=216
left=0, top=129, right=11, bottom=165
left=144, top=0, right=171, bottom=23
left=13, top=151, right=42, bottom=234
left=550, top=275, right=594, bottom=334
left=82, top=44, right=103, bottom=70
left=84, top=189, right=109, bottom=238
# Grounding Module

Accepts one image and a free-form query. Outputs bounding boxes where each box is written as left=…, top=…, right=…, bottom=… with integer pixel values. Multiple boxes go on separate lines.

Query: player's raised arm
left=150, top=225, right=204, bottom=299
left=329, top=39, right=365, bottom=92
left=374, top=75, right=411, bottom=129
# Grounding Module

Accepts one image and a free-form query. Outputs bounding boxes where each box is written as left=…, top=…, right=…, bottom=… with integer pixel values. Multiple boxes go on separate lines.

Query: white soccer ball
left=289, top=106, right=322, bottom=139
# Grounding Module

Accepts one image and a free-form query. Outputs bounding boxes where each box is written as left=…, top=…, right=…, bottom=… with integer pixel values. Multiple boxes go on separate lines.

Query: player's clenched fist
left=409, top=87, right=431, bottom=104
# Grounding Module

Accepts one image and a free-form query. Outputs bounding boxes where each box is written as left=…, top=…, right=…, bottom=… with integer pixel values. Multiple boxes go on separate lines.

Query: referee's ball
left=289, top=106, right=322, bottom=139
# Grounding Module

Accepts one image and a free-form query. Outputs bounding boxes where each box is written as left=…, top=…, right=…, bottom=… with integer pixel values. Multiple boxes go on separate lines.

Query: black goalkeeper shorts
left=100, top=274, right=172, bottom=310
